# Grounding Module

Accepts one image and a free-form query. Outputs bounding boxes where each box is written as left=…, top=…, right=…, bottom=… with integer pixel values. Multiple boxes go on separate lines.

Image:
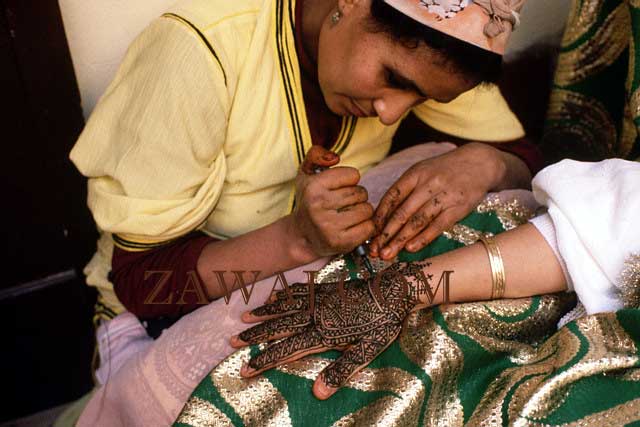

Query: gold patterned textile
left=175, top=200, right=640, bottom=426
left=176, top=289, right=640, bottom=426
left=542, top=0, right=640, bottom=163
left=620, top=253, right=640, bottom=308
left=176, top=397, right=234, bottom=427
left=176, top=293, right=640, bottom=426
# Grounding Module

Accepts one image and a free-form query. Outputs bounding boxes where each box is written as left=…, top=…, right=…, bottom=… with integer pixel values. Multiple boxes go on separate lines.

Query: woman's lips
left=349, top=99, right=370, bottom=117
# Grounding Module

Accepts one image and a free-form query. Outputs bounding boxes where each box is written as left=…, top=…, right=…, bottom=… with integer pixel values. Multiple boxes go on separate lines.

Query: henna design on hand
left=321, top=322, right=402, bottom=388
left=268, top=281, right=338, bottom=303
left=238, top=261, right=433, bottom=396
left=250, top=296, right=308, bottom=318
left=269, top=282, right=311, bottom=301
left=238, top=311, right=311, bottom=344
left=249, top=329, right=324, bottom=371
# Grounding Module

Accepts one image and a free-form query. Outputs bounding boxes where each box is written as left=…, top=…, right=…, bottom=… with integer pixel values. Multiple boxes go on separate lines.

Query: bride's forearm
left=420, top=223, right=567, bottom=307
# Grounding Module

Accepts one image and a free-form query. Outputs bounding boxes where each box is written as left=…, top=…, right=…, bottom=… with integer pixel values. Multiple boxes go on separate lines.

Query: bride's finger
left=240, top=329, right=326, bottom=377
left=241, top=295, right=309, bottom=323
left=267, top=282, right=311, bottom=303
left=313, top=324, right=401, bottom=400
left=230, top=311, right=311, bottom=348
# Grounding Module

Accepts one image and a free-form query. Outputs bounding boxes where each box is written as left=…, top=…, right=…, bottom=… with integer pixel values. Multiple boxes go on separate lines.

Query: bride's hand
left=230, top=262, right=432, bottom=400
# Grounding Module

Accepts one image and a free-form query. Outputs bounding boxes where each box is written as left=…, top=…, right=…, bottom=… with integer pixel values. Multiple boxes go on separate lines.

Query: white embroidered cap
left=383, top=0, right=526, bottom=55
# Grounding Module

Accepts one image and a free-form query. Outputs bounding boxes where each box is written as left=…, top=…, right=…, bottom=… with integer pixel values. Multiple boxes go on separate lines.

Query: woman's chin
left=325, top=96, right=352, bottom=117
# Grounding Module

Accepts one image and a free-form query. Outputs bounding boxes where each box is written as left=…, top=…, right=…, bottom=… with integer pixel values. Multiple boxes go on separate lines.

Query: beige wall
left=507, top=0, right=571, bottom=57
left=59, top=0, right=572, bottom=118
left=59, top=0, right=176, bottom=118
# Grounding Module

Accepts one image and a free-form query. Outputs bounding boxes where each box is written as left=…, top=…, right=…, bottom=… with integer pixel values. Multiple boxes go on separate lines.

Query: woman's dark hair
left=369, top=0, right=502, bottom=84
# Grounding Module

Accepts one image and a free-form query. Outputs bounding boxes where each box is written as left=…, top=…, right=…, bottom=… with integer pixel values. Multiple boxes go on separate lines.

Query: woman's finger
left=324, top=185, right=369, bottom=210
left=341, top=219, right=377, bottom=252
left=331, top=202, right=374, bottom=229
left=406, top=207, right=464, bottom=252
left=240, top=329, right=327, bottom=377
left=313, top=324, right=402, bottom=400
left=372, top=174, right=417, bottom=232
left=378, top=192, right=449, bottom=259
left=314, top=167, right=361, bottom=190
left=231, top=311, right=311, bottom=348
left=375, top=190, right=440, bottom=259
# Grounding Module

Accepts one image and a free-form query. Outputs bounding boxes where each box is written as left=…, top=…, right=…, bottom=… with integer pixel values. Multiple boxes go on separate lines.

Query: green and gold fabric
left=542, top=0, right=640, bottom=163
left=173, top=198, right=640, bottom=426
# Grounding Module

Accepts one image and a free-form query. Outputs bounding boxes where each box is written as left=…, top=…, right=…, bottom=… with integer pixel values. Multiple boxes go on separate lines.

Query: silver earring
left=331, top=10, right=342, bottom=25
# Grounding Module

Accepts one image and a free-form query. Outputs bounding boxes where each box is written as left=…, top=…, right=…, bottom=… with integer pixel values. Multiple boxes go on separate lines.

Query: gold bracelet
left=478, top=234, right=505, bottom=300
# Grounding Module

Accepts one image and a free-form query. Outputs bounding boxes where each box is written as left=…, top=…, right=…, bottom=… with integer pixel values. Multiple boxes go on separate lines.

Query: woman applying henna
left=70, top=0, right=534, bottom=328
left=71, top=1, right=640, bottom=423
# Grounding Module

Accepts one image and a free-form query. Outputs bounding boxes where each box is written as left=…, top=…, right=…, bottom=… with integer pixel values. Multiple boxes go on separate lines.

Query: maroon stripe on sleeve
left=110, top=232, right=217, bottom=320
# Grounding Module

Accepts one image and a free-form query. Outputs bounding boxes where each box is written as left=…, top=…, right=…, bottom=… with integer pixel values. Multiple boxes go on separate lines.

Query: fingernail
left=381, top=248, right=391, bottom=258
left=315, top=382, right=337, bottom=400
left=231, top=334, right=249, bottom=348
left=322, top=153, right=337, bottom=161
left=240, top=363, right=256, bottom=377
left=406, top=244, right=417, bottom=252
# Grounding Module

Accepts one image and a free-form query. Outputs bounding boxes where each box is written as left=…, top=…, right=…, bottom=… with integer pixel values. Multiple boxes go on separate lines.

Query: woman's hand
left=291, top=146, right=375, bottom=258
left=230, top=262, right=431, bottom=399
left=370, top=143, right=507, bottom=260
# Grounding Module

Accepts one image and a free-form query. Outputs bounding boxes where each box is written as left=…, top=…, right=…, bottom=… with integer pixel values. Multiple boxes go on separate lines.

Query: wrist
left=281, top=215, right=319, bottom=265
left=389, top=261, right=448, bottom=308
left=412, top=260, right=454, bottom=308
left=463, top=142, right=507, bottom=191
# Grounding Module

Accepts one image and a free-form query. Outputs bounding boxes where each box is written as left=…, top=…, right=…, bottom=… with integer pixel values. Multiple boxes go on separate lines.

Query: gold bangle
left=478, top=234, right=505, bottom=300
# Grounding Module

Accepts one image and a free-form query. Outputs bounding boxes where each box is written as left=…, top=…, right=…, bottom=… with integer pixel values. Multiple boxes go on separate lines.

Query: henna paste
left=241, top=260, right=434, bottom=391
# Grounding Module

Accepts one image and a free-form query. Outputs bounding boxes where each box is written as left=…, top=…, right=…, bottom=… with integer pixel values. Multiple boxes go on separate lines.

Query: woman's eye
left=385, top=69, right=427, bottom=100
left=386, top=70, right=403, bottom=89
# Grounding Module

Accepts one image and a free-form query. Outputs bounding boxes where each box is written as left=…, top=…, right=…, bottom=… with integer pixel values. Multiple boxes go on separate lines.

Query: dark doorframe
left=1, top=0, right=98, bottom=421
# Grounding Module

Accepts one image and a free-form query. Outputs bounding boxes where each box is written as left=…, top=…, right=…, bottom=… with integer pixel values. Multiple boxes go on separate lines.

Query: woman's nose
left=373, top=93, right=423, bottom=126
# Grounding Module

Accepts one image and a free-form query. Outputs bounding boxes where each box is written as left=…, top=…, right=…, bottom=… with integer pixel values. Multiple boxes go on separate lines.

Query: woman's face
left=317, top=0, right=478, bottom=125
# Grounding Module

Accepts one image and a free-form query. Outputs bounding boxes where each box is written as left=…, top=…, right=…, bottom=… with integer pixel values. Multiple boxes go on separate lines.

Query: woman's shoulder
left=165, top=0, right=266, bottom=32
left=160, top=0, right=270, bottom=83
